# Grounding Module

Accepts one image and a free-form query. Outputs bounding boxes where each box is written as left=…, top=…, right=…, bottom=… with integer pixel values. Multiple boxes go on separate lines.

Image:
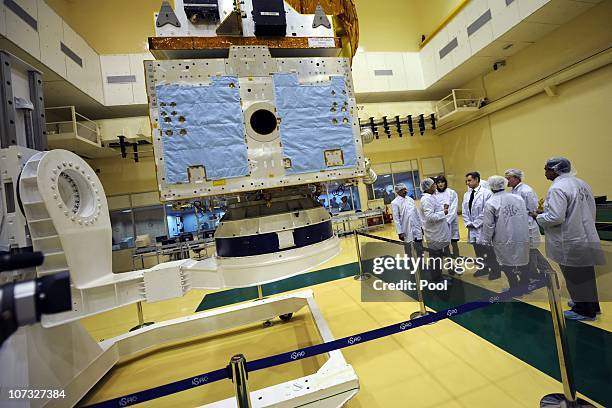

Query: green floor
left=195, top=261, right=612, bottom=407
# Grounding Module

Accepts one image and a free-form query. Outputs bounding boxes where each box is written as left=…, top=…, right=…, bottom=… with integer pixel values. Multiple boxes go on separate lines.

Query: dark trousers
left=526, top=249, right=553, bottom=281
left=413, top=240, right=424, bottom=260
left=403, top=240, right=424, bottom=260
left=559, top=265, right=601, bottom=318
left=472, top=243, right=500, bottom=276
left=502, top=267, right=520, bottom=289
left=501, top=265, right=533, bottom=289
left=450, top=239, right=460, bottom=257
left=427, top=245, right=450, bottom=282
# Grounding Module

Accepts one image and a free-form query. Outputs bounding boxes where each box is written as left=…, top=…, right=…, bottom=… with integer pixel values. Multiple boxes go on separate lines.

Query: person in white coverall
left=391, top=183, right=423, bottom=260
left=505, top=168, right=552, bottom=282
left=462, top=171, right=501, bottom=280
left=481, top=176, right=530, bottom=290
left=419, top=178, right=451, bottom=283
left=532, top=157, right=604, bottom=320
left=435, top=175, right=460, bottom=259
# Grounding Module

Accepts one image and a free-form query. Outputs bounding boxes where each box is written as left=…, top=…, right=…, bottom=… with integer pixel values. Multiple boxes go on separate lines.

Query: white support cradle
left=0, top=291, right=359, bottom=408
left=1, top=149, right=356, bottom=407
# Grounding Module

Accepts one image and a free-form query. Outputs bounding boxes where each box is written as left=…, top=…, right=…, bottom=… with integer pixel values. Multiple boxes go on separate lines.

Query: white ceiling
left=357, top=0, right=602, bottom=103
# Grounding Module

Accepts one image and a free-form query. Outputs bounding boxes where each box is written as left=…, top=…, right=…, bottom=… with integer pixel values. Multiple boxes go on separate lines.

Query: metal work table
left=332, top=209, right=385, bottom=236
left=131, top=238, right=215, bottom=270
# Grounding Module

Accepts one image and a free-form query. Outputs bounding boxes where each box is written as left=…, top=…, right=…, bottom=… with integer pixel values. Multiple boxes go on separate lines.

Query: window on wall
left=392, top=161, right=422, bottom=199
left=110, top=209, right=135, bottom=249
left=420, top=157, right=445, bottom=180
left=367, top=163, right=393, bottom=204
left=109, top=192, right=168, bottom=250
left=366, top=160, right=422, bottom=203
left=109, top=192, right=228, bottom=250
left=318, top=181, right=361, bottom=214
left=134, top=206, right=166, bottom=242
left=166, top=202, right=226, bottom=239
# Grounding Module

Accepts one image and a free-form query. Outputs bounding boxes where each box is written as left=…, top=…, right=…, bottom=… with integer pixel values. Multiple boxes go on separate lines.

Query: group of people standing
left=391, top=157, right=604, bottom=321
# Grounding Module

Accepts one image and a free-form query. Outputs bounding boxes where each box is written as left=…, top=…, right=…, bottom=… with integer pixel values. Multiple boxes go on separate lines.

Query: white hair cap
left=394, top=183, right=407, bottom=193
left=545, top=157, right=572, bottom=175
left=420, top=178, right=435, bottom=192
left=488, top=175, right=508, bottom=191
left=504, top=168, right=524, bottom=180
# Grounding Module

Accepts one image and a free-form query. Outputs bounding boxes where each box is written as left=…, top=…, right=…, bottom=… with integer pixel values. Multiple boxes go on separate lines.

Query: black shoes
left=474, top=268, right=489, bottom=278
left=488, top=271, right=501, bottom=280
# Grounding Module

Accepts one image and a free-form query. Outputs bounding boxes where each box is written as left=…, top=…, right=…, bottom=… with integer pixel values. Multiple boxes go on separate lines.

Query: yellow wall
left=488, top=64, right=612, bottom=199
left=441, top=64, right=612, bottom=203
left=354, top=0, right=462, bottom=52
left=89, top=156, right=158, bottom=196
left=440, top=1, right=612, bottom=203
left=479, top=1, right=612, bottom=102
left=45, top=0, right=170, bottom=54
left=439, top=116, right=497, bottom=192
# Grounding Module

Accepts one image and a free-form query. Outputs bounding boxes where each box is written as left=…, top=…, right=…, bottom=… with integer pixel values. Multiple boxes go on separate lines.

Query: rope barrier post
left=540, top=270, right=593, bottom=408
left=129, top=301, right=154, bottom=332
left=409, top=243, right=432, bottom=321
left=230, top=354, right=252, bottom=408
left=353, top=231, right=372, bottom=281
left=257, top=284, right=264, bottom=300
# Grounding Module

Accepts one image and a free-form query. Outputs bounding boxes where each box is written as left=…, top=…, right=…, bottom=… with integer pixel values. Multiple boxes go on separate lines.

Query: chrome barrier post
left=353, top=231, right=372, bottom=281
left=230, top=354, right=252, bottom=408
left=129, top=301, right=154, bottom=332
left=540, top=270, right=593, bottom=408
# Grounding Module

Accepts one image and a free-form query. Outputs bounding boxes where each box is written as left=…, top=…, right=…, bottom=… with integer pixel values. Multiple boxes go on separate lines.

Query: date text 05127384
left=8, top=390, right=66, bottom=399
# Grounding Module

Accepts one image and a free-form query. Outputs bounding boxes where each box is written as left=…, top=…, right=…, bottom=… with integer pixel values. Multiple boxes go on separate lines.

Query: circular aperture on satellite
left=250, top=109, right=277, bottom=136
left=57, top=170, right=96, bottom=218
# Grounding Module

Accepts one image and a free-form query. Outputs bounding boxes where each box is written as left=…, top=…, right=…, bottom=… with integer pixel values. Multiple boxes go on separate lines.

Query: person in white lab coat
left=391, top=183, right=423, bottom=259
left=435, top=175, right=460, bottom=258
left=533, top=157, right=604, bottom=320
left=419, top=178, right=451, bottom=283
left=482, top=176, right=530, bottom=290
left=505, top=168, right=551, bottom=282
left=462, top=171, right=500, bottom=280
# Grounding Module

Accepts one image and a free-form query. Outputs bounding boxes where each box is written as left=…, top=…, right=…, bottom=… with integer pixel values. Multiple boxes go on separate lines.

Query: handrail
left=419, top=0, right=472, bottom=49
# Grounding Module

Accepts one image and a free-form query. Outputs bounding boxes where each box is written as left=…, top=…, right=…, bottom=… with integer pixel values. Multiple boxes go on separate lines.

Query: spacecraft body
left=144, top=0, right=366, bottom=283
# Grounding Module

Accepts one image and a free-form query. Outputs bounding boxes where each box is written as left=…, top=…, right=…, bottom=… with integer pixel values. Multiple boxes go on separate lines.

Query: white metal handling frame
left=1, top=290, right=358, bottom=408
left=102, top=290, right=359, bottom=408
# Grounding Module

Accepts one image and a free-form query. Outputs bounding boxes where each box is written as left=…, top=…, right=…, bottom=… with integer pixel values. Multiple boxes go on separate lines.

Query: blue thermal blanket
left=272, top=73, right=357, bottom=174
left=156, top=76, right=249, bottom=184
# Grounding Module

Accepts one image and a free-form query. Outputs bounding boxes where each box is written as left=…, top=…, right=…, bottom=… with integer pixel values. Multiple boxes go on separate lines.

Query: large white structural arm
left=19, top=150, right=339, bottom=327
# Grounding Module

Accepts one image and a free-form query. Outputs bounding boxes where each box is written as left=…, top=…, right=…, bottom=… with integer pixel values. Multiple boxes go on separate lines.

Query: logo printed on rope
left=400, top=322, right=412, bottom=330
left=446, top=309, right=458, bottom=317
left=291, top=351, right=306, bottom=360
left=119, top=396, right=138, bottom=407
left=192, top=376, right=209, bottom=386
left=347, top=336, right=362, bottom=345
left=489, top=295, right=500, bottom=303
